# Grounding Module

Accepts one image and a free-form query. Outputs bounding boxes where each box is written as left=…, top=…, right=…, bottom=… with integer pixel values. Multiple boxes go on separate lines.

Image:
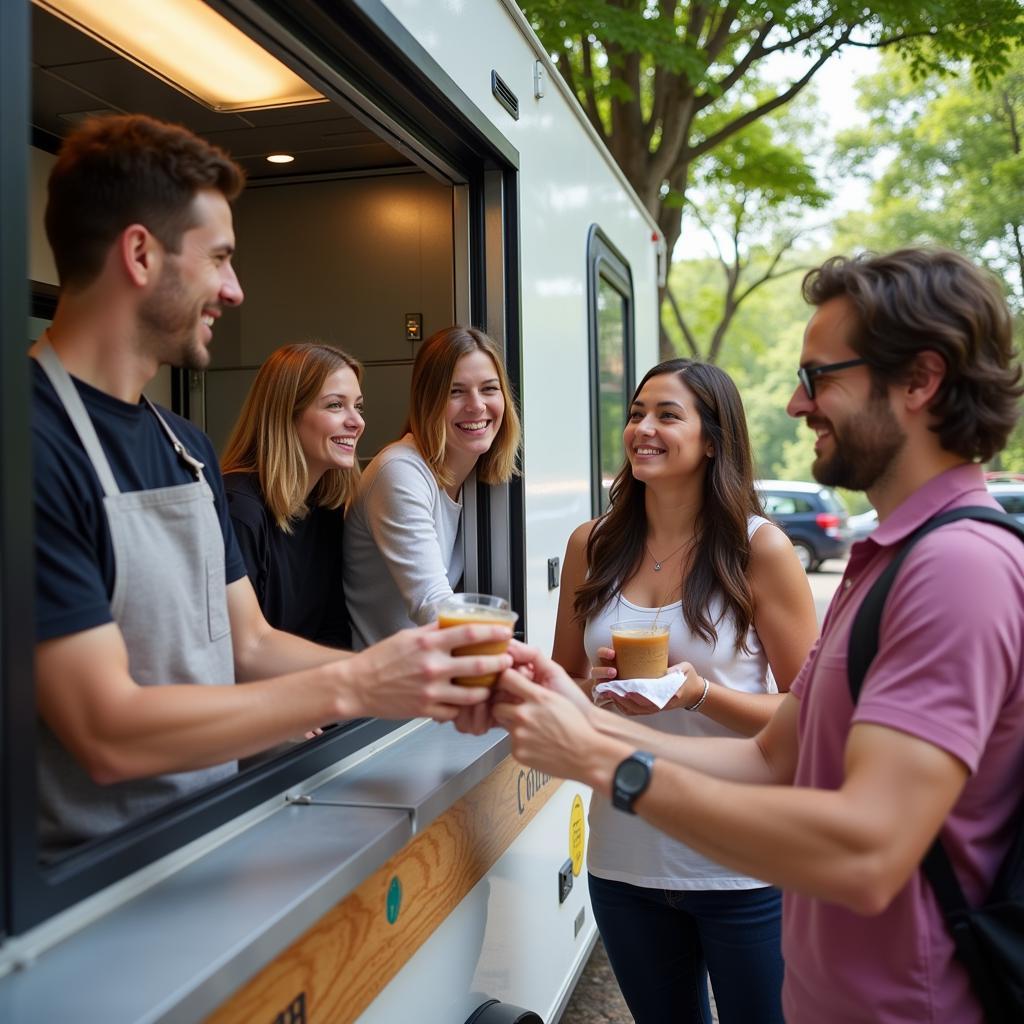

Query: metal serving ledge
left=0, top=722, right=511, bottom=1024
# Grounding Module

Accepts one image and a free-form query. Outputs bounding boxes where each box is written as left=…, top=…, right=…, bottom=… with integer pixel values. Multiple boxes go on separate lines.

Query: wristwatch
left=611, top=751, right=655, bottom=814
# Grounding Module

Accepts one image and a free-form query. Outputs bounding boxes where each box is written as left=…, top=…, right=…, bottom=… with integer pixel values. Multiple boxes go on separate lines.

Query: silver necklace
left=645, top=537, right=694, bottom=572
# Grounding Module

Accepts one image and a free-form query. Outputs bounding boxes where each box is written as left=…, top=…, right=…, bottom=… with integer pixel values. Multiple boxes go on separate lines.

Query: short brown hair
left=407, top=326, right=521, bottom=488
left=221, top=343, right=363, bottom=531
left=802, top=248, right=1022, bottom=462
left=46, top=113, right=245, bottom=289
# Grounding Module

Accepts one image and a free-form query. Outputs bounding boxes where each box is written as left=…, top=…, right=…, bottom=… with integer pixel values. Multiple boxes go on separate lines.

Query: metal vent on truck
left=491, top=70, right=520, bottom=120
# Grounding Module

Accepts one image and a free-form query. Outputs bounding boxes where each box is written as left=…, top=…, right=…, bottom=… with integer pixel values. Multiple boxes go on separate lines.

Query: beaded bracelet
left=684, top=674, right=710, bottom=712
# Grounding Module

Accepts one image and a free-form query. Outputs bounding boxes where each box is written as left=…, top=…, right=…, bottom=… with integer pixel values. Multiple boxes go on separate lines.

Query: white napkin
left=593, top=670, right=685, bottom=710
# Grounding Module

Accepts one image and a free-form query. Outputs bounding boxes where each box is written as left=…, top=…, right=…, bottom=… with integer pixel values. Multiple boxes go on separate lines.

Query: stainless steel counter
left=0, top=722, right=511, bottom=1024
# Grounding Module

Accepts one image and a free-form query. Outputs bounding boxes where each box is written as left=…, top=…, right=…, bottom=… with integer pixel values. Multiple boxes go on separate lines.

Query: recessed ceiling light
left=34, top=0, right=325, bottom=112
left=266, top=153, right=295, bottom=164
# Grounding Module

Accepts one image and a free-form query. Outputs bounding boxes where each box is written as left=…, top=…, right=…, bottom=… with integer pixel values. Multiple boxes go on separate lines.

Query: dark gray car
left=757, top=479, right=852, bottom=572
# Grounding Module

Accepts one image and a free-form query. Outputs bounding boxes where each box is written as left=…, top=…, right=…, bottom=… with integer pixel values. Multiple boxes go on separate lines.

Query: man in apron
left=31, top=113, right=510, bottom=859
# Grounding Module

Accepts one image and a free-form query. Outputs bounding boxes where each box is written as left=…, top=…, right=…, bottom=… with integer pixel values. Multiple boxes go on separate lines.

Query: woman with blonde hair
left=222, top=342, right=364, bottom=647
left=344, top=325, right=521, bottom=648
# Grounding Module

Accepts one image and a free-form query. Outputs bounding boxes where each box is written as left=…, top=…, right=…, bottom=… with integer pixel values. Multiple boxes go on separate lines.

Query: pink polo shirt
left=783, top=464, right=1024, bottom=1023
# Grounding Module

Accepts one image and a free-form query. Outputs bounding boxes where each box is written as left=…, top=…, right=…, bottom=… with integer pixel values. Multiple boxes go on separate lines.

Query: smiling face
left=624, top=372, right=711, bottom=487
left=444, top=349, right=505, bottom=465
left=787, top=296, right=906, bottom=492
left=294, top=366, right=365, bottom=489
left=141, top=189, right=243, bottom=371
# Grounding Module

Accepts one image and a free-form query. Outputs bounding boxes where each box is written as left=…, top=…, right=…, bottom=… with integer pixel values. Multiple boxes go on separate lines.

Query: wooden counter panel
left=205, top=757, right=560, bottom=1024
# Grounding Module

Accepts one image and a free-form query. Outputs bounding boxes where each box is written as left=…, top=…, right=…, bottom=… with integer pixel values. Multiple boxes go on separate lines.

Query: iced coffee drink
left=610, top=620, right=670, bottom=680
left=436, top=593, right=519, bottom=686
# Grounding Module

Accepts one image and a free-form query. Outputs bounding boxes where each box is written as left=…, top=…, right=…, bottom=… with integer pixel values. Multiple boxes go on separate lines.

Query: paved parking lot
left=560, top=562, right=846, bottom=1021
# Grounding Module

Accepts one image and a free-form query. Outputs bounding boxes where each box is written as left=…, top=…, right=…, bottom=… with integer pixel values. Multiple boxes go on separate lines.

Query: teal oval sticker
left=386, top=875, right=402, bottom=925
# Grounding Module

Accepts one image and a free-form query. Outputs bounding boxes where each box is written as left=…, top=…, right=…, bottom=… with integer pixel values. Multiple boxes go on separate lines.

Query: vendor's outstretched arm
left=37, top=611, right=512, bottom=783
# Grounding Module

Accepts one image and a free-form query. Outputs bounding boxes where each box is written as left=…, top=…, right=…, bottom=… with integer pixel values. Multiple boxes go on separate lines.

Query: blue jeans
left=588, top=874, right=784, bottom=1024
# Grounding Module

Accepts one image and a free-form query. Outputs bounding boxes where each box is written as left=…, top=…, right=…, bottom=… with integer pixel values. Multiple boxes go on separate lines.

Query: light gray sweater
left=343, top=435, right=464, bottom=649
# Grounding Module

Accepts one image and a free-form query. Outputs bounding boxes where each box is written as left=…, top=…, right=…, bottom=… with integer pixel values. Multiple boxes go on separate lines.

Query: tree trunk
left=656, top=197, right=687, bottom=361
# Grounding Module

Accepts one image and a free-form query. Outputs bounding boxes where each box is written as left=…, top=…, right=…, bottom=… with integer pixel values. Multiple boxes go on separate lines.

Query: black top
left=32, top=360, right=246, bottom=643
left=224, top=472, right=351, bottom=648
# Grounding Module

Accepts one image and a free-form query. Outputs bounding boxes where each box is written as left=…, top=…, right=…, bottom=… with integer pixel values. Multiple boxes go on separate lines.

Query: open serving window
left=1, top=0, right=524, bottom=934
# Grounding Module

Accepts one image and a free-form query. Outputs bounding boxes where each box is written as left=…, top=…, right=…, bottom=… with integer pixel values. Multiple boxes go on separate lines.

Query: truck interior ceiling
left=30, top=2, right=458, bottom=457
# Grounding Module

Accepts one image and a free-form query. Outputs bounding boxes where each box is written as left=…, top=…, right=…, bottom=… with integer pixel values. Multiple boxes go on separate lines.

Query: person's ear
left=118, top=224, right=160, bottom=288
left=904, top=350, right=946, bottom=413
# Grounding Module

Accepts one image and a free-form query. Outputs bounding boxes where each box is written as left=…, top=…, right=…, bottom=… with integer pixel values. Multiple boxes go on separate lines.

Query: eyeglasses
left=797, top=358, right=867, bottom=401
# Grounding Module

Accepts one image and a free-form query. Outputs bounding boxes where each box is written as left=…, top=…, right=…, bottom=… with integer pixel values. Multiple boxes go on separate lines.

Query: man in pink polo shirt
left=493, top=248, right=1024, bottom=1022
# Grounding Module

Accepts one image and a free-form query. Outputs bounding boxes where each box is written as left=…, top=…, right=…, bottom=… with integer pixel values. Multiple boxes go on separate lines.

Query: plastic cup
left=436, top=593, right=519, bottom=686
left=609, top=619, right=670, bottom=680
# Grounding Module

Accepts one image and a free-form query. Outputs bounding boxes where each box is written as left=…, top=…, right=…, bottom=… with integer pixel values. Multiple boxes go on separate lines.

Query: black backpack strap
left=847, top=506, right=1024, bottom=703
left=846, top=505, right=1024, bottom=937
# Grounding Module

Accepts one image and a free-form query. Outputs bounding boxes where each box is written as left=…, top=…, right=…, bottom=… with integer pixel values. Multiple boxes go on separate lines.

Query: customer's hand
left=588, top=645, right=618, bottom=688
left=602, top=692, right=663, bottom=716
left=502, top=642, right=594, bottom=713
left=493, top=669, right=603, bottom=780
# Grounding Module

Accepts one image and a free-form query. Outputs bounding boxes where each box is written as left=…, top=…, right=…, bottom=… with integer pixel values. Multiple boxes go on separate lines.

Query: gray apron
left=35, top=340, right=236, bottom=857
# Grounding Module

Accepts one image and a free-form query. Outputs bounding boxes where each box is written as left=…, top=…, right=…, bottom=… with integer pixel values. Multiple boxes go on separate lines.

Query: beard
left=139, top=258, right=210, bottom=371
left=811, top=394, right=906, bottom=492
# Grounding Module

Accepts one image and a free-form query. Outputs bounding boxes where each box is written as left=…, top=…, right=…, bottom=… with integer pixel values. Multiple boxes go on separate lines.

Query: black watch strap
left=612, top=751, right=655, bottom=814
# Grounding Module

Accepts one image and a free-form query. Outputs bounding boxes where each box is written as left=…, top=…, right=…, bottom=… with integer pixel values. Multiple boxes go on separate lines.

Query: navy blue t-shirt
left=32, top=360, right=246, bottom=642
left=225, top=472, right=351, bottom=648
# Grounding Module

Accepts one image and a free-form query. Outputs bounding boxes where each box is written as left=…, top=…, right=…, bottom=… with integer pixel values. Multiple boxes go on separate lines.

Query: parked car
left=756, top=479, right=852, bottom=571
left=987, top=481, right=1024, bottom=524
left=848, top=507, right=879, bottom=541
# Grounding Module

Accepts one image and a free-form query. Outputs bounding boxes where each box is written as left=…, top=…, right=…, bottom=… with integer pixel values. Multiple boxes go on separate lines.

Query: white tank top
left=584, top=515, right=773, bottom=889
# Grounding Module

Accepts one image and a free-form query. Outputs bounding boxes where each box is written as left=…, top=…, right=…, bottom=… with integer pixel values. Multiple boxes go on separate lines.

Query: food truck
left=0, top=1, right=664, bottom=1020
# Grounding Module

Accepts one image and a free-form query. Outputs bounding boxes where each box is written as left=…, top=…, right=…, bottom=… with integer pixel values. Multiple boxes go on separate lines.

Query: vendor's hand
left=342, top=622, right=512, bottom=722
left=493, top=669, right=606, bottom=780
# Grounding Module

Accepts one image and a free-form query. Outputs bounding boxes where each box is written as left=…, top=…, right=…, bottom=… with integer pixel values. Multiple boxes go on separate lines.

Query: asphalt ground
left=559, top=561, right=846, bottom=1022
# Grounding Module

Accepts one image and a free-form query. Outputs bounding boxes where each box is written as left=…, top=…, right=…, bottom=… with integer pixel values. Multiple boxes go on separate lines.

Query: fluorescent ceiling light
left=35, top=0, right=325, bottom=112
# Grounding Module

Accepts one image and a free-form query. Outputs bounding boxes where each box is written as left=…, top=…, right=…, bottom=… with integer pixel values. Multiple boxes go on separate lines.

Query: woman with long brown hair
left=222, top=342, right=364, bottom=647
left=344, top=326, right=521, bottom=648
left=552, top=358, right=817, bottom=1024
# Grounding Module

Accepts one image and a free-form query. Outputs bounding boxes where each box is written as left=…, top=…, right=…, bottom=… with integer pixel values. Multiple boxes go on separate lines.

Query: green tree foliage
left=834, top=49, right=1024, bottom=472
left=518, top=0, right=1024, bottom=351
left=664, top=101, right=831, bottom=362
left=661, top=245, right=815, bottom=480
left=835, top=48, right=1024, bottom=308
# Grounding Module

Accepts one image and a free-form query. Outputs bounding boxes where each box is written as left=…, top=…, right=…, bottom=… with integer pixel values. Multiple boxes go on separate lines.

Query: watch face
left=618, top=759, right=649, bottom=792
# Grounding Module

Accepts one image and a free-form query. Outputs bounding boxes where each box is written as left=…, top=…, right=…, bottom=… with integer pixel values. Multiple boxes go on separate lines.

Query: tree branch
left=580, top=34, right=603, bottom=135
left=685, top=2, right=711, bottom=48
left=701, top=4, right=742, bottom=63
left=687, top=26, right=854, bottom=163
left=734, top=246, right=808, bottom=307
left=664, top=284, right=702, bottom=358
left=1012, top=221, right=1024, bottom=301
left=760, top=16, right=845, bottom=57
left=649, top=87, right=698, bottom=189
left=1002, top=87, right=1021, bottom=154
left=694, top=22, right=770, bottom=110
left=686, top=199, right=729, bottom=269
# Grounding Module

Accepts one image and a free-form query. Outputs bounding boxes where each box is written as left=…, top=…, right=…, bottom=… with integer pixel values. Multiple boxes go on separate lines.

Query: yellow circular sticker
left=569, top=794, right=585, bottom=876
